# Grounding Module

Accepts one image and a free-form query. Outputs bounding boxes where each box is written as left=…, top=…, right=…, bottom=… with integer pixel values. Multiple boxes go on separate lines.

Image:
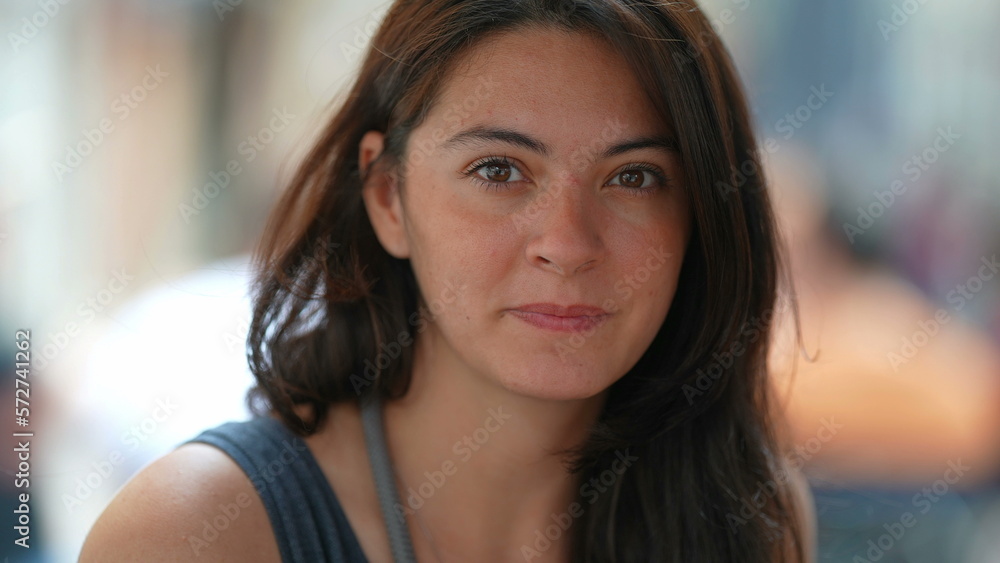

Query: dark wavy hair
left=246, top=0, right=805, bottom=560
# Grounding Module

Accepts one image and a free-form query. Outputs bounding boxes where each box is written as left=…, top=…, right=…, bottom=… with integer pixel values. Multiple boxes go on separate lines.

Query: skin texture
left=79, top=442, right=282, bottom=562
left=358, top=26, right=690, bottom=560
left=366, top=28, right=691, bottom=403
left=81, top=27, right=814, bottom=562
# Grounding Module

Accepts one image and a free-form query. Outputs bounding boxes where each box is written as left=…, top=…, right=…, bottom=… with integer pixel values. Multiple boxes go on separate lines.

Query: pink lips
left=507, top=303, right=610, bottom=333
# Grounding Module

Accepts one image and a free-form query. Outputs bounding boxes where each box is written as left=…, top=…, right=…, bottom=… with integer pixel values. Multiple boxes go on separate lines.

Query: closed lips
left=510, top=303, right=609, bottom=317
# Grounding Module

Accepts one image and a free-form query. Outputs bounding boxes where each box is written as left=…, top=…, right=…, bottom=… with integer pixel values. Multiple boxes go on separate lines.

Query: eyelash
left=460, top=154, right=671, bottom=196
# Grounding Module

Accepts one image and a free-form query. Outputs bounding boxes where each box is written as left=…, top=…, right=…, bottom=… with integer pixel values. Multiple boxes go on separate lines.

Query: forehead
left=424, top=26, right=670, bottom=145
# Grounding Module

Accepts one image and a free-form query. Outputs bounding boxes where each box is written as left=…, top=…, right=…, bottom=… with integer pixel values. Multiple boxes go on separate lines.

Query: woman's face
left=362, top=27, right=691, bottom=401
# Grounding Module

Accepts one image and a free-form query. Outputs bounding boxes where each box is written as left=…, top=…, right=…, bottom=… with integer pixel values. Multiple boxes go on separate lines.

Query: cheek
left=611, top=219, right=688, bottom=325
left=626, top=248, right=681, bottom=307
left=404, top=184, right=517, bottom=315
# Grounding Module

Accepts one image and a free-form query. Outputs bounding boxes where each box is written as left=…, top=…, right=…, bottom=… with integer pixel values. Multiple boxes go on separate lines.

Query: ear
left=359, top=130, right=410, bottom=259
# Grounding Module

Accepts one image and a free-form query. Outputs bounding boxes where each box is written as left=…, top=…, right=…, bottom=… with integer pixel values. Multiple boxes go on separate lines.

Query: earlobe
left=359, top=130, right=410, bottom=259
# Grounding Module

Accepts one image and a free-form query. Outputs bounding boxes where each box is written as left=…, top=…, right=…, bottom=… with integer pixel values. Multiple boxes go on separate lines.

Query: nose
left=523, top=173, right=606, bottom=276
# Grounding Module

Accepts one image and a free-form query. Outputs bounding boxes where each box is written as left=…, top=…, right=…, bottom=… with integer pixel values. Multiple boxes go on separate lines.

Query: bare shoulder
left=79, top=442, right=279, bottom=562
left=782, top=460, right=817, bottom=563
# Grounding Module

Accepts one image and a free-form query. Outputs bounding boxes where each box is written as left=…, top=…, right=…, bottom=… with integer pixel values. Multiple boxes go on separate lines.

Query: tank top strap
left=184, top=415, right=368, bottom=562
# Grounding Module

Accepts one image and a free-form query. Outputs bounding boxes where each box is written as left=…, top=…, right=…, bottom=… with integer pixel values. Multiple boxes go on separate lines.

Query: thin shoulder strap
left=360, top=395, right=417, bottom=563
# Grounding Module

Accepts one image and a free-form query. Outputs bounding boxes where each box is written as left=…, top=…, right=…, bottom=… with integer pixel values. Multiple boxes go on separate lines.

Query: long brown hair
left=246, top=0, right=805, bottom=560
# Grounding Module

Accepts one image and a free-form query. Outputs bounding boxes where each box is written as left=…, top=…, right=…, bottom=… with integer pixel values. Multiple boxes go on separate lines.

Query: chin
left=490, top=361, right=618, bottom=402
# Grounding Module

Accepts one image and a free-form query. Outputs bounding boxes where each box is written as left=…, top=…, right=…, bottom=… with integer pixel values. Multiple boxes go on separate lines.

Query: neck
left=382, top=327, right=606, bottom=560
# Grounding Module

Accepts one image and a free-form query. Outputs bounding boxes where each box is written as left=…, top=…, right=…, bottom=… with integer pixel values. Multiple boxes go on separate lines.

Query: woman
left=82, top=0, right=815, bottom=561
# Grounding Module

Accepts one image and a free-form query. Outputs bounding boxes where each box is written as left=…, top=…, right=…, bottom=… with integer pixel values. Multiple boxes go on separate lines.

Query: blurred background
left=1, top=0, right=998, bottom=560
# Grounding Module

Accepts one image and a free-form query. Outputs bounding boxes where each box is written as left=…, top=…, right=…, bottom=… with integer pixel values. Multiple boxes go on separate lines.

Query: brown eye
left=619, top=170, right=645, bottom=188
left=464, top=156, right=525, bottom=191
left=484, top=163, right=512, bottom=182
left=607, top=163, right=668, bottom=194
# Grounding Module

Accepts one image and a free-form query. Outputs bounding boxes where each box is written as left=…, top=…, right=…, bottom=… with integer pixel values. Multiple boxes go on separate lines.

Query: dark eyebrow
left=440, top=126, right=678, bottom=159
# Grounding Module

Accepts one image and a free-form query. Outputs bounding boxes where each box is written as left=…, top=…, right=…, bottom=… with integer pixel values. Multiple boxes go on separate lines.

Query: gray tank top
left=183, top=396, right=416, bottom=562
